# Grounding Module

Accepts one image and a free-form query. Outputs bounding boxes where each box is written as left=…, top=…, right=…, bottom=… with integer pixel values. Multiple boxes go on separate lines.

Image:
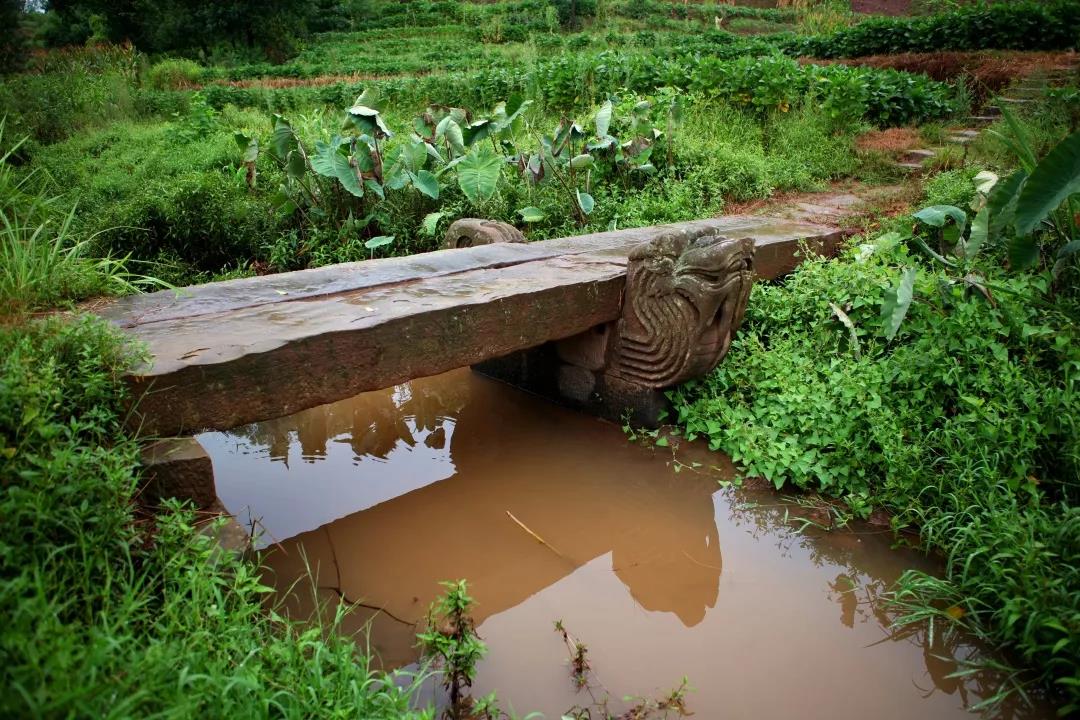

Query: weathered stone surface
left=104, top=215, right=844, bottom=436
left=477, top=229, right=757, bottom=426
left=124, top=254, right=626, bottom=435
left=606, top=231, right=754, bottom=389
left=140, top=437, right=216, bottom=508
left=443, top=218, right=526, bottom=248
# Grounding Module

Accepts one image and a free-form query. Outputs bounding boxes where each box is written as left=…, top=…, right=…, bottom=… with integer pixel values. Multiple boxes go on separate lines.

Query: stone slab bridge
left=100, top=215, right=848, bottom=510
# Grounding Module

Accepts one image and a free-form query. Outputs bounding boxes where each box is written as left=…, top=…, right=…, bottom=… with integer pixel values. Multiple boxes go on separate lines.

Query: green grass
left=0, top=123, right=164, bottom=314
left=0, top=316, right=431, bottom=718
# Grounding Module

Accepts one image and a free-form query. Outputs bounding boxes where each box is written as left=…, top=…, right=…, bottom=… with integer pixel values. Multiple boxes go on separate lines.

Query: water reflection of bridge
left=213, top=370, right=723, bottom=667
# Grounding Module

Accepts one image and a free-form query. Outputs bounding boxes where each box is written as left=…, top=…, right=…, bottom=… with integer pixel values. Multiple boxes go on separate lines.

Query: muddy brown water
left=201, top=368, right=1050, bottom=720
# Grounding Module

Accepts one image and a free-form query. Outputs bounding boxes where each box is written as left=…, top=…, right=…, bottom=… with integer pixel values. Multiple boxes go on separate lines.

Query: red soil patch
left=851, top=0, right=912, bottom=16
left=855, top=127, right=922, bottom=154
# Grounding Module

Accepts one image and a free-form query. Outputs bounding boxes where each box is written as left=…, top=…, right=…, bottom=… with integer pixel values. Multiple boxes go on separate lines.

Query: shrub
left=146, top=57, right=204, bottom=90
left=31, top=121, right=281, bottom=275
left=0, top=45, right=140, bottom=143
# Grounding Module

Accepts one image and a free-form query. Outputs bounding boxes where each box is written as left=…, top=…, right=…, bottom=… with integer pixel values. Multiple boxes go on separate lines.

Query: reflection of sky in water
left=200, top=413, right=456, bottom=547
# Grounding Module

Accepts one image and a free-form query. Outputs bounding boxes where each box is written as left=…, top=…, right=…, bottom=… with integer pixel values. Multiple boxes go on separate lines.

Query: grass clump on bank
left=0, top=317, right=427, bottom=718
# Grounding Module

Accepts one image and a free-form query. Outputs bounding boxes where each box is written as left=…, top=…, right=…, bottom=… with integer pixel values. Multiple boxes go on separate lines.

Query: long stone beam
left=101, top=216, right=846, bottom=437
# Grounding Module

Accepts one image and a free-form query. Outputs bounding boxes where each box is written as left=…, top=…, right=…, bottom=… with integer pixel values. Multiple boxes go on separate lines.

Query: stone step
left=894, top=161, right=926, bottom=174
left=899, top=148, right=936, bottom=165
left=968, top=115, right=999, bottom=125
left=102, top=216, right=847, bottom=436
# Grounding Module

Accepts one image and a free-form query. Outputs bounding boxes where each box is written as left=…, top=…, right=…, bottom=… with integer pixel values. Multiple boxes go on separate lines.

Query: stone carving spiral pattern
left=607, top=230, right=755, bottom=389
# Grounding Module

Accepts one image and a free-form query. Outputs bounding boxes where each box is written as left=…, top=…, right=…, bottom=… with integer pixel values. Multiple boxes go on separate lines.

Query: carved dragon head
left=611, top=230, right=755, bottom=388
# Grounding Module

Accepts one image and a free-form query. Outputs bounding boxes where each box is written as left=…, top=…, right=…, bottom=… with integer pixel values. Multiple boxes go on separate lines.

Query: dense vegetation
left=0, top=318, right=428, bottom=717
left=672, top=116, right=1080, bottom=710
left=2, top=0, right=1079, bottom=717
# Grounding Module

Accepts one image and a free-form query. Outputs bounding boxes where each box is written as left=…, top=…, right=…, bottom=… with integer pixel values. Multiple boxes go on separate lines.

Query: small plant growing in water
left=555, top=619, right=692, bottom=719
left=419, top=580, right=497, bottom=720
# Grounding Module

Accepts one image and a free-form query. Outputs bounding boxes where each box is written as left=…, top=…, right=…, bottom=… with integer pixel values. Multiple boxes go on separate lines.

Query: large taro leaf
left=412, top=170, right=440, bottom=200
left=987, top=168, right=1027, bottom=242
left=270, top=115, right=298, bottom=159
left=347, top=104, right=393, bottom=139
left=881, top=267, right=917, bottom=342
left=456, top=147, right=503, bottom=204
left=310, top=140, right=363, bottom=198
left=595, top=100, right=613, bottom=139
left=912, top=205, right=968, bottom=236
left=1014, top=130, right=1080, bottom=237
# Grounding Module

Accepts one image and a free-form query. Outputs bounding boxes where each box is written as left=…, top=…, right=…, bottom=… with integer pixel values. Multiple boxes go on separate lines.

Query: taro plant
left=515, top=99, right=665, bottom=227
left=878, top=122, right=1080, bottom=338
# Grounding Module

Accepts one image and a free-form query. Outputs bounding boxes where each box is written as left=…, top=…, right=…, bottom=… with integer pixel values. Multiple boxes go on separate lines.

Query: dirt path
left=726, top=181, right=920, bottom=233
left=851, top=0, right=912, bottom=16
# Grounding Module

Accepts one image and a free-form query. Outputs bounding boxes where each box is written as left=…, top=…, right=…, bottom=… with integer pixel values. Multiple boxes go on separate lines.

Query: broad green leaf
left=505, top=93, right=527, bottom=119
left=1007, top=230, right=1040, bottom=270
left=881, top=267, right=917, bottom=342
left=270, top=115, right=297, bottom=159
left=385, top=170, right=409, bottom=190
left=351, top=88, right=382, bottom=112
left=310, top=141, right=343, bottom=178
left=421, top=211, right=447, bottom=237
left=518, top=206, right=545, bottom=222
left=436, top=116, right=466, bottom=156
left=413, top=114, right=435, bottom=141
left=587, top=136, right=616, bottom=151
left=570, top=154, right=594, bottom=170
left=353, top=141, right=376, bottom=173
left=336, top=159, right=364, bottom=198
left=1014, top=130, right=1080, bottom=237
left=234, top=133, right=258, bottom=162
left=456, top=147, right=503, bottom=203
left=987, top=168, right=1027, bottom=241
left=576, top=190, right=595, bottom=215
left=423, top=141, right=445, bottom=165
left=347, top=104, right=393, bottom=138
left=413, top=170, right=440, bottom=200
left=973, top=170, right=998, bottom=196
left=595, top=100, right=613, bottom=138
left=364, top=235, right=394, bottom=250
left=463, top=118, right=494, bottom=147
left=286, top=150, right=306, bottom=180
left=401, top=140, right=427, bottom=174
left=965, top=206, right=989, bottom=258
left=913, top=205, right=967, bottom=236
left=364, top=179, right=384, bottom=199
